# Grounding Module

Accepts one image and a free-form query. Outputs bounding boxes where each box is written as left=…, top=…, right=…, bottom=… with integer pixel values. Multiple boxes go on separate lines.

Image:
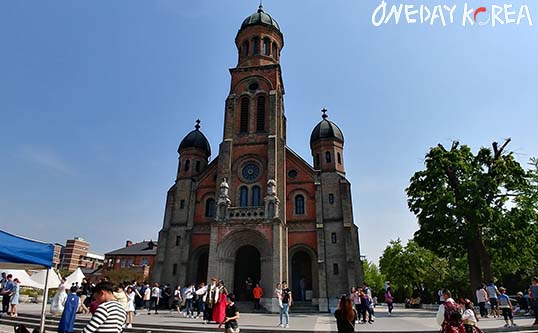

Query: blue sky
left=1, top=0, right=537, bottom=263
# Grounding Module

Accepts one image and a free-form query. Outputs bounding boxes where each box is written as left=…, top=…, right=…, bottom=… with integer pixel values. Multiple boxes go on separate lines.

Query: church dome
left=178, top=120, right=211, bottom=155
left=310, top=109, right=344, bottom=145
left=240, top=5, right=280, bottom=32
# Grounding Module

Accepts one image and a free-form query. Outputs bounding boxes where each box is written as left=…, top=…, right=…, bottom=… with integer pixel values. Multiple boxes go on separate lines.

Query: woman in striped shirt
left=83, top=282, right=126, bottom=333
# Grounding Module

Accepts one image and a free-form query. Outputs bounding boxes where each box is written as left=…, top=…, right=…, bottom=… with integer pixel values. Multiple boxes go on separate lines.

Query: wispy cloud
left=19, top=146, right=75, bottom=176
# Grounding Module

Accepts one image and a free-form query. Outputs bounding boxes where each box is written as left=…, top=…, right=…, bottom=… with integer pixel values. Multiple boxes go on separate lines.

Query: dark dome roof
left=178, top=121, right=211, bottom=155
left=240, top=5, right=280, bottom=32
left=310, top=110, right=345, bottom=145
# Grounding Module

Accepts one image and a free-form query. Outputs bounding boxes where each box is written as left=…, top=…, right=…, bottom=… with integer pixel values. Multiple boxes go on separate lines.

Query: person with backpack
left=436, top=289, right=465, bottom=333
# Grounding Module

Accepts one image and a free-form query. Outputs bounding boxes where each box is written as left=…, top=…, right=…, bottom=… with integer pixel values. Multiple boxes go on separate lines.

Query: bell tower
left=207, top=5, right=288, bottom=311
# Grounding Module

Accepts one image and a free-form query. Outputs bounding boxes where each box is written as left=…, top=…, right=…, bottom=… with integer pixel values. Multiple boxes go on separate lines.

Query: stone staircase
left=235, top=300, right=319, bottom=313
left=289, top=301, right=320, bottom=313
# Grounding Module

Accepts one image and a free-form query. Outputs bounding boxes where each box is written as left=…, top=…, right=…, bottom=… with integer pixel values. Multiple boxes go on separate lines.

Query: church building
left=152, top=5, right=363, bottom=312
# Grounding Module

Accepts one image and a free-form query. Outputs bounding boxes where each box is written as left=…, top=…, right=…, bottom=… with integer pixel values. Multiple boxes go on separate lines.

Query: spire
left=258, top=1, right=264, bottom=13
left=195, top=119, right=201, bottom=130
left=321, top=108, right=328, bottom=119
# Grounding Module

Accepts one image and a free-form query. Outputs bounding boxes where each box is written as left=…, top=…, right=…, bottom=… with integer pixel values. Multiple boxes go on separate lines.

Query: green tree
left=379, top=239, right=449, bottom=302
left=406, top=139, right=531, bottom=291
left=362, top=260, right=385, bottom=296
left=105, top=269, right=144, bottom=285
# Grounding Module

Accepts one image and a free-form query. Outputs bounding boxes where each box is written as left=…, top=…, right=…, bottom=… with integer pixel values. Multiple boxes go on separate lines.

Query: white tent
left=64, top=267, right=85, bottom=286
left=30, top=268, right=63, bottom=289
left=2, top=269, right=43, bottom=289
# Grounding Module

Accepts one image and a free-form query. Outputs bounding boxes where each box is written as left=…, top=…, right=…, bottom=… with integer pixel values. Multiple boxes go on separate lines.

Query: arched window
left=263, top=38, right=270, bottom=55
left=251, top=185, right=261, bottom=206
left=295, top=194, right=305, bottom=215
left=272, top=42, right=278, bottom=59
left=240, top=186, right=249, bottom=207
left=205, top=198, right=216, bottom=217
left=337, top=152, right=342, bottom=164
left=325, top=151, right=332, bottom=163
left=256, top=96, right=265, bottom=132
left=184, top=159, right=190, bottom=171
left=253, top=38, right=260, bottom=55
left=315, top=154, right=320, bottom=168
left=195, top=160, right=201, bottom=172
left=242, top=40, right=249, bottom=56
left=240, top=97, right=249, bottom=133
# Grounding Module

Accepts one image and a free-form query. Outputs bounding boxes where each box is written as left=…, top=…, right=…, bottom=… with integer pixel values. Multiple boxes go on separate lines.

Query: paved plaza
left=2, top=303, right=537, bottom=332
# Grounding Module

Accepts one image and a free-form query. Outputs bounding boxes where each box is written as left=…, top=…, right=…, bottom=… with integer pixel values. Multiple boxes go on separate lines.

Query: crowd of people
left=434, top=277, right=538, bottom=333
left=472, top=278, right=538, bottom=327
left=4, top=269, right=538, bottom=333
left=48, top=276, right=241, bottom=333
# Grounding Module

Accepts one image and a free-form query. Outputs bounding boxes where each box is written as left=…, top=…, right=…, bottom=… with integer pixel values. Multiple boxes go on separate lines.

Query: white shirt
left=195, top=286, right=208, bottom=302
left=436, top=298, right=455, bottom=326
left=151, top=286, right=160, bottom=298
left=462, top=308, right=477, bottom=325
left=476, top=288, right=488, bottom=303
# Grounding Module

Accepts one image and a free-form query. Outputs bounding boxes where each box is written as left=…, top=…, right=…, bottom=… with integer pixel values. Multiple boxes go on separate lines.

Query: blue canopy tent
left=0, top=230, right=55, bottom=333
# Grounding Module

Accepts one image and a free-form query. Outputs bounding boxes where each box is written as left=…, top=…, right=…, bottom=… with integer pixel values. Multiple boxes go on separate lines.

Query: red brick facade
left=153, top=6, right=363, bottom=312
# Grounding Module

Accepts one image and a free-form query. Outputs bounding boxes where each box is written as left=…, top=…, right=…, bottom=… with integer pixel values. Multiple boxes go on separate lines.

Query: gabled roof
left=105, top=241, right=157, bottom=256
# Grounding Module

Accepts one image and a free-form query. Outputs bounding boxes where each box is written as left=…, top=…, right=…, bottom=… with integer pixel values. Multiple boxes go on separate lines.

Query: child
left=461, top=299, right=481, bottom=333
left=274, top=283, right=283, bottom=309
left=498, top=287, right=516, bottom=328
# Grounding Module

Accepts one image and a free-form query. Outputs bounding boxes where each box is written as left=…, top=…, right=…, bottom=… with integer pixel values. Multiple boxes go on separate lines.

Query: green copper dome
left=240, top=5, right=280, bottom=31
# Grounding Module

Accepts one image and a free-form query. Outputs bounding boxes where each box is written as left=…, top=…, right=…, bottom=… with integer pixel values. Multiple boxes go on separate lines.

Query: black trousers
left=478, top=302, right=487, bottom=317
left=254, top=298, right=260, bottom=310
left=532, top=299, right=538, bottom=322
left=2, top=294, right=10, bottom=313
left=203, top=304, right=213, bottom=321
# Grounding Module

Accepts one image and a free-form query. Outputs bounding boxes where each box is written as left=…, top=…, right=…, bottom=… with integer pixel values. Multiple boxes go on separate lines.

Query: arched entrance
left=291, top=251, right=313, bottom=301
left=196, top=252, right=208, bottom=284
left=233, top=245, right=261, bottom=301
left=189, top=246, right=209, bottom=285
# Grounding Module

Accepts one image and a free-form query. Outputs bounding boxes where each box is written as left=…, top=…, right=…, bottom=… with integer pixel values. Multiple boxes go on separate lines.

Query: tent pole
left=39, top=269, right=50, bottom=333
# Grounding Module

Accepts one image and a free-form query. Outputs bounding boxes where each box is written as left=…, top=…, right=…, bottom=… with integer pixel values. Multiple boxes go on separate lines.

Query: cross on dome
left=321, top=108, right=328, bottom=119
left=195, top=119, right=201, bottom=130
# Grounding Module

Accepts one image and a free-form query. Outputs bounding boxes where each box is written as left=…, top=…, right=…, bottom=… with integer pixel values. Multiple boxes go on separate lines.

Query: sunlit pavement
left=4, top=303, right=537, bottom=332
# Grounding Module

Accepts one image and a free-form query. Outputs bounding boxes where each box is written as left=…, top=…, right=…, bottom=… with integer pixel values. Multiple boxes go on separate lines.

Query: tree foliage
left=406, top=139, right=536, bottom=293
left=362, top=260, right=385, bottom=297
left=105, top=269, right=144, bottom=285
left=379, top=239, right=451, bottom=302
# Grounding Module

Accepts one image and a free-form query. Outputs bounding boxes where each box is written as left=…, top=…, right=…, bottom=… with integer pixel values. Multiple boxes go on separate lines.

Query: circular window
left=241, top=163, right=260, bottom=181
left=288, top=169, right=298, bottom=178
left=248, top=82, right=259, bottom=91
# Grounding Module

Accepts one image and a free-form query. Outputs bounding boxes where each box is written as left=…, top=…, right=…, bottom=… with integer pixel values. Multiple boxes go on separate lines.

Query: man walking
left=82, top=282, right=126, bottom=333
